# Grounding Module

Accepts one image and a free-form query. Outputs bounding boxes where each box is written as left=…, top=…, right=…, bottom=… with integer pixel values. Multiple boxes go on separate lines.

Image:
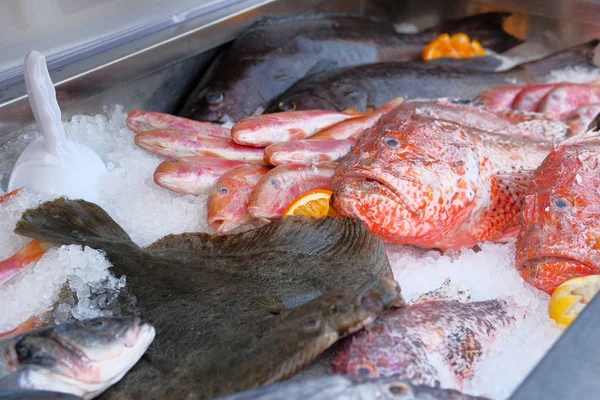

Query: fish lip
left=337, top=169, right=420, bottom=215
left=517, top=254, right=592, bottom=272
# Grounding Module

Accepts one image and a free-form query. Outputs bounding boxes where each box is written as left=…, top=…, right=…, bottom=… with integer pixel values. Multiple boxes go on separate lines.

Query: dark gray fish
left=178, top=12, right=520, bottom=123
left=266, top=40, right=599, bottom=113
left=0, top=317, right=154, bottom=399
left=14, top=199, right=400, bottom=399
left=216, top=375, right=491, bottom=400
left=0, top=391, right=82, bottom=399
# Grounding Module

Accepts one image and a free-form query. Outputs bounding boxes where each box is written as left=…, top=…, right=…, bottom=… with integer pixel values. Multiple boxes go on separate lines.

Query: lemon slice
left=548, top=275, right=600, bottom=328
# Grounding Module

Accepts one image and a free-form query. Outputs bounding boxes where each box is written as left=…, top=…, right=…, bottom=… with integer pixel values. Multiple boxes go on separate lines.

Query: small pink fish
left=511, top=83, right=559, bottom=111
left=0, top=315, right=44, bottom=340
left=134, top=129, right=264, bottom=162
left=536, top=83, right=600, bottom=119
left=564, top=104, right=600, bottom=135
left=264, top=139, right=355, bottom=166
left=0, top=240, right=49, bottom=284
left=154, top=156, right=249, bottom=195
left=126, top=110, right=231, bottom=138
left=231, top=110, right=361, bottom=147
left=0, top=188, right=22, bottom=203
left=207, top=165, right=271, bottom=233
left=247, top=163, right=337, bottom=220
left=476, top=85, right=525, bottom=111
left=311, top=97, right=404, bottom=140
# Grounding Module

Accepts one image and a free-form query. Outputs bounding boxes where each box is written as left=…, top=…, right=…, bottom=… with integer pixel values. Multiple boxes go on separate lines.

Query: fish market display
left=216, top=374, right=491, bottom=400
left=14, top=198, right=398, bottom=399
left=266, top=40, right=599, bottom=113
left=248, top=163, right=337, bottom=220
left=332, top=111, right=551, bottom=249
left=179, top=12, right=520, bottom=122
left=207, top=164, right=270, bottom=233
left=332, top=300, right=514, bottom=390
left=516, top=134, right=600, bottom=294
left=0, top=317, right=155, bottom=399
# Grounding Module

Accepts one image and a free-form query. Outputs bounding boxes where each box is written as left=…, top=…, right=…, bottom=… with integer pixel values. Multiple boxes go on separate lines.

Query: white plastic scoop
left=7, top=51, right=106, bottom=202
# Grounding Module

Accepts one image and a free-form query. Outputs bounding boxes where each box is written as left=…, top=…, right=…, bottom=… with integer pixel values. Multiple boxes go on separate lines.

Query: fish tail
left=518, top=40, right=600, bottom=78
left=1, top=239, right=49, bottom=268
left=14, top=198, right=139, bottom=262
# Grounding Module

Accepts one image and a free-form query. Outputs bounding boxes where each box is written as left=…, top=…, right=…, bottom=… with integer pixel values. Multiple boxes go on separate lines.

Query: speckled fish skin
left=248, top=163, right=337, bottom=220
left=536, top=83, right=600, bottom=119
left=216, top=374, right=491, bottom=400
left=311, top=97, right=405, bottom=141
left=126, top=110, right=230, bottom=137
left=153, top=156, right=250, bottom=196
left=332, top=300, right=514, bottom=391
left=134, top=129, right=265, bottom=161
left=332, top=111, right=552, bottom=249
left=516, top=134, right=600, bottom=294
left=231, top=111, right=361, bottom=147
left=264, top=139, right=355, bottom=166
left=565, top=104, right=600, bottom=135
left=207, top=165, right=271, bottom=233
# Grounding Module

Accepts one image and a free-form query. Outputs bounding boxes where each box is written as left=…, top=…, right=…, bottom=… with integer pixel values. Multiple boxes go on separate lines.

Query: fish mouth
left=247, top=205, right=276, bottom=221
left=337, top=170, right=421, bottom=215
left=518, top=255, right=599, bottom=294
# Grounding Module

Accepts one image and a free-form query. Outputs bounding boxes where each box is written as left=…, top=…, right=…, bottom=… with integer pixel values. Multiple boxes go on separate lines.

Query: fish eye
left=206, top=90, right=224, bottom=106
left=330, top=304, right=342, bottom=313
left=388, top=382, right=409, bottom=396
left=218, top=186, right=229, bottom=195
left=354, top=363, right=378, bottom=378
left=303, top=319, right=321, bottom=332
left=277, top=101, right=296, bottom=112
left=553, top=196, right=571, bottom=210
left=268, top=178, right=279, bottom=189
left=384, top=136, right=399, bottom=148
left=86, top=319, right=107, bottom=330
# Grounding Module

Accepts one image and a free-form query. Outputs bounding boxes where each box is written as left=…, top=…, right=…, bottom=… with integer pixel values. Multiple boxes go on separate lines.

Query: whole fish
left=231, top=110, right=361, bottom=147
left=153, top=156, right=250, bottom=195
left=264, top=139, right=355, bottom=166
left=265, top=40, right=599, bottom=113
left=332, top=112, right=552, bottom=249
left=248, top=163, right=337, bottom=220
left=0, top=240, right=48, bottom=284
left=510, top=83, right=559, bottom=112
left=216, top=374, right=491, bottom=400
left=0, top=391, right=82, bottom=399
left=565, top=104, right=600, bottom=135
left=0, top=317, right=155, bottom=399
left=134, top=129, right=264, bottom=161
left=126, top=110, right=230, bottom=137
left=15, top=198, right=398, bottom=399
left=311, top=97, right=405, bottom=140
left=332, top=300, right=514, bottom=390
left=536, top=83, right=600, bottom=120
left=207, top=165, right=271, bottom=233
left=516, top=134, right=600, bottom=294
left=179, top=12, right=520, bottom=123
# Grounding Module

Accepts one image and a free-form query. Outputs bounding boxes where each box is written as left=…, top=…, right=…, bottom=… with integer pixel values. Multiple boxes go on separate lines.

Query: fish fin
left=304, top=59, right=340, bottom=78
left=147, top=216, right=390, bottom=273
left=442, top=326, right=483, bottom=382
left=0, top=239, right=50, bottom=275
left=422, top=12, right=522, bottom=53
left=0, top=188, right=23, bottom=204
left=342, top=108, right=363, bottom=116
left=428, top=55, right=502, bottom=72
left=256, top=295, right=285, bottom=314
left=586, top=111, right=600, bottom=133
left=14, top=198, right=141, bottom=275
left=470, top=170, right=534, bottom=242
left=515, top=40, right=599, bottom=78
left=411, top=278, right=471, bottom=304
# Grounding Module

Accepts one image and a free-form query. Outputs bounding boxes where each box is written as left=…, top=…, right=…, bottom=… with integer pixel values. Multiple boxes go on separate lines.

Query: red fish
left=332, top=111, right=551, bottom=249
left=0, top=188, right=23, bottom=203
left=511, top=83, right=558, bottom=112
left=134, top=129, right=264, bottom=162
left=0, top=315, right=44, bottom=340
left=207, top=165, right=271, bottom=233
left=247, top=163, right=337, bottom=220
left=126, top=110, right=231, bottom=137
left=264, top=139, right=355, bottom=166
left=536, top=83, right=600, bottom=120
left=0, top=240, right=49, bottom=284
left=476, top=85, right=525, bottom=111
left=516, top=134, right=600, bottom=294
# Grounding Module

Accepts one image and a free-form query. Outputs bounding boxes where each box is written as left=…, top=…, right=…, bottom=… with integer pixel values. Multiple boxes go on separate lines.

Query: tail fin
left=423, top=12, right=522, bottom=53
left=515, top=40, right=600, bottom=79
left=15, top=198, right=137, bottom=259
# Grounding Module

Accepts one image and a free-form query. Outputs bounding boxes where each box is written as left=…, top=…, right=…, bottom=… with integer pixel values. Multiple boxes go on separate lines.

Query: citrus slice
left=422, top=33, right=486, bottom=61
left=284, top=189, right=334, bottom=218
left=548, top=275, right=600, bottom=328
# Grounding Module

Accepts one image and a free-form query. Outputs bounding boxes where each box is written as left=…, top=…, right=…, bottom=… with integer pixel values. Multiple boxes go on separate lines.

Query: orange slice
left=422, top=33, right=486, bottom=61
left=548, top=275, right=600, bottom=328
left=284, top=189, right=335, bottom=218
